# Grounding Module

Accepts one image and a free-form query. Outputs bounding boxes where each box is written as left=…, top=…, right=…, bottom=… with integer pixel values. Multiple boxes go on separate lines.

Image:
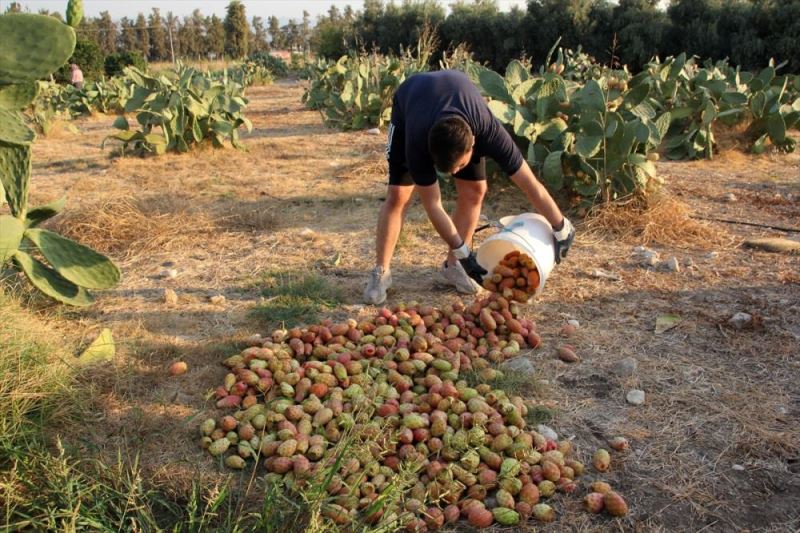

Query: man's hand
left=553, top=217, right=575, bottom=264
left=452, top=242, right=488, bottom=283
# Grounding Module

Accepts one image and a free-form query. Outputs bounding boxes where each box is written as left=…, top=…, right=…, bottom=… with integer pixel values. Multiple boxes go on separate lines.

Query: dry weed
left=584, top=192, right=736, bottom=248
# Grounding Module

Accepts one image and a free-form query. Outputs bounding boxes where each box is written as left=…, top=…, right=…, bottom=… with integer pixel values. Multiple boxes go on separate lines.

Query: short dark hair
left=428, top=116, right=473, bottom=173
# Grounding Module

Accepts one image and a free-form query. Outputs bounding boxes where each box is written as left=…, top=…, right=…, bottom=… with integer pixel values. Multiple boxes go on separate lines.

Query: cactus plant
left=0, top=10, right=120, bottom=306
left=66, top=0, right=83, bottom=28
left=104, top=64, right=253, bottom=155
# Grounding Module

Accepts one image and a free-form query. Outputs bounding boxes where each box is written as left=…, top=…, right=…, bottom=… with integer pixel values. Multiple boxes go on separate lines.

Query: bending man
left=364, top=70, right=575, bottom=305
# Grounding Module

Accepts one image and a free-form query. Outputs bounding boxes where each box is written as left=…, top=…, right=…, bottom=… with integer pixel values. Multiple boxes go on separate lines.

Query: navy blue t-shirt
left=388, top=70, right=523, bottom=185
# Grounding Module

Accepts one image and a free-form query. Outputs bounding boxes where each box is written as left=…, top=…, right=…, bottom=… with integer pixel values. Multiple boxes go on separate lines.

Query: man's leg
left=376, top=184, right=415, bottom=270
left=364, top=183, right=415, bottom=305
left=447, top=178, right=487, bottom=266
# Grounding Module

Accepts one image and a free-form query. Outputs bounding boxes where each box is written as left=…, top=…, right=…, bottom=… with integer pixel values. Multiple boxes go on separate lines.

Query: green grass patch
left=251, top=271, right=343, bottom=328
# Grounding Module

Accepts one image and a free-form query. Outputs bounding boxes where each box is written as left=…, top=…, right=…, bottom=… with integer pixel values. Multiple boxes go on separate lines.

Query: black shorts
left=386, top=121, right=487, bottom=187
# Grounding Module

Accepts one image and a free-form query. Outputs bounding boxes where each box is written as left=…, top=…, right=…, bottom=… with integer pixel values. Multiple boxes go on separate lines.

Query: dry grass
left=52, top=195, right=217, bottom=259
left=584, top=192, right=737, bottom=248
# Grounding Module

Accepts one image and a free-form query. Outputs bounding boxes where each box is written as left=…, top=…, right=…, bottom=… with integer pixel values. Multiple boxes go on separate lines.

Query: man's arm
left=509, top=160, right=575, bottom=264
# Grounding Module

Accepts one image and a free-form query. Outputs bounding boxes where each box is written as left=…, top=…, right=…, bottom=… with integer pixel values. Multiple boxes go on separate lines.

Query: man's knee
left=384, top=186, right=413, bottom=212
left=457, top=180, right=487, bottom=203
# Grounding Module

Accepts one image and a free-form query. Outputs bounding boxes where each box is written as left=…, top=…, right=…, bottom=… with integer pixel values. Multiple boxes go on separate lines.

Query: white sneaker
left=433, top=261, right=481, bottom=294
left=363, top=266, right=392, bottom=305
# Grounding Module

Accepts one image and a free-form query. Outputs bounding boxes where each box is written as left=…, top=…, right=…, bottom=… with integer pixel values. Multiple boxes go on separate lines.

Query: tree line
left=316, top=0, right=800, bottom=73
left=6, top=0, right=799, bottom=73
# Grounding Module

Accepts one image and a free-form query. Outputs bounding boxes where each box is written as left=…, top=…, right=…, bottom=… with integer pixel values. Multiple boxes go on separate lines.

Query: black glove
left=452, top=242, right=487, bottom=284
left=459, top=251, right=488, bottom=284
left=553, top=217, right=575, bottom=264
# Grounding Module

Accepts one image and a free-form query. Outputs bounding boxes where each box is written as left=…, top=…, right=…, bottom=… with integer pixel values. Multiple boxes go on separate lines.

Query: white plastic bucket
left=476, top=213, right=556, bottom=296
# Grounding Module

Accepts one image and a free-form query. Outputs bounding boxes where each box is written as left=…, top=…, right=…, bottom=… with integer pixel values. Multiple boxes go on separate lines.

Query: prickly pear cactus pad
left=66, top=0, right=83, bottom=28
left=0, top=13, right=76, bottom=84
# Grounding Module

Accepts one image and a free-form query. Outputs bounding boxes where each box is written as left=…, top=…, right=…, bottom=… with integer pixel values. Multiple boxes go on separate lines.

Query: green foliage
left=248, top=51, right=289, bottom=78
left=224, top=0, right=249, bottom=59
left=251, top=271, right=343, bottom=327
left=479, top=58, right=667, bottom=203
left=105, top=64, right=253, bottom=155
left=55, top=39, right=104, bottom=83
left=0, top=12, right=120, bottom=306
left=303, top=51, right=429, bottom=130
left=104, top=50, right=147, bottom=77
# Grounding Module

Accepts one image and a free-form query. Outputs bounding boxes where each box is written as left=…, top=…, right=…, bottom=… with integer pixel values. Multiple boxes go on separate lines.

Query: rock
left=704, top=251, right=719, bottom=260
left=728, top=312, right=753, bottom=330
left=299, top=228, right=316, bottom=238
left=590, top=268, right=621, bottom=281
left=633, top=246, right=659, bottom=267
left=171, top=391, right=193, bottom=405
left=164, top=288, right=178, bottom=305
left=683, top=257, right=695, bottom=268
left=366, top=127, right=381, bottom=135
left=159, top=268, right=178, bottom=279
left=537, top=424, right=558, bottom=441
left=612, top=357, right=638, bottom=377
left=731, top=464, right=745, bottom=471
left=567, top=319, right=580, bottom=328
left=663, top=257, right=680, bottom=272
left=723, top=193, right=737, bottom=202
left=500, top=356, right=537, bottom=378
left=162, top=260, right=176, bottom=267
left=626, top=389, right=645, bottom=405
left=210, top=294, right=226, bottom=305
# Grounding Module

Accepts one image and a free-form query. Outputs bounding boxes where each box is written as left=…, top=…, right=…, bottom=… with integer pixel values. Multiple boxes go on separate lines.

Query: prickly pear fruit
left=593, top=449, right=611, bottom=472
left=531, top=503, right=555, bottom=522
left=467, top=507, right=493, bottom=527
left=604, top=491, right=629, bottom=516
left=225, top=455, right=245, bottom=469
left=584, top=492, right=605, bottom=513
left=66, top=0, right=83, bottom=27
left=590, top=481, right=612, bottom=494
left=208, top=438, right=230, bottom=456
left=492, top=507, right=520, bottom=526
left=609, top=436, right=629, bottom=451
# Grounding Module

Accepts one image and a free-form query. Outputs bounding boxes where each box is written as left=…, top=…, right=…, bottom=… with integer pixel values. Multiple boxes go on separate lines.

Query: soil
left=23, top=80, right=800, bottom=531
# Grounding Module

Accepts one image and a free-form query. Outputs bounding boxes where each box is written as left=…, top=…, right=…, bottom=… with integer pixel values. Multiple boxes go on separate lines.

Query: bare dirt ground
left=28, top=81, right=800, bottom=531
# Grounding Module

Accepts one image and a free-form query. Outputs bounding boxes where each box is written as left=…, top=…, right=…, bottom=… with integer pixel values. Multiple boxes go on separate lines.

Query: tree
left=165, top=12, right=180, bottom=60
left=135, top=12, right=150, bottom=59
left=96, top=11, right=117, bottom=55
left=149, top=8, right=168, bottom=61
left=119, top=17, right=138, bottom=53
left=252, top=16, right=269, bottom=53
left=268, top=15, right=284, bottom=49
left=224, top=0, right=249, bottom=58
left=612, top=0, right=669, bottom=69
left=206, top=15, right=226, bottom=59
left=301, top=10, right=312, bottom=54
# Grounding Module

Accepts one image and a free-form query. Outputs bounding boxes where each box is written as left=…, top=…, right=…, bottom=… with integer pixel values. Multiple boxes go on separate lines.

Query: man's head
left=428, top=116, right=475, bottom=175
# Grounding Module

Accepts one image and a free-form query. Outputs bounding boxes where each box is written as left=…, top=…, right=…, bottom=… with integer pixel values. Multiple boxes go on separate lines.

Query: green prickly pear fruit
left=492, top=507, right=520, bottom=526
left=208, top=438, right=230, bottom=456
left=225, top=455, right=245, bottom=469
left=66, top=0, right=83, bottom=27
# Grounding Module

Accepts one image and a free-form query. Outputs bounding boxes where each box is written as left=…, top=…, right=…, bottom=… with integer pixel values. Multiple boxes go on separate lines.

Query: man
left=70, top=63, right=84, bottom=90
left=363, top=70, right=575, bottom=305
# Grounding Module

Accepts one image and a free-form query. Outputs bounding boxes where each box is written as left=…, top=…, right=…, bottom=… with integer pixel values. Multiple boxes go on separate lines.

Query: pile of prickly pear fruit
left=199, top=293, right=628, bottom=528
left=482, top=251, right=540, bottom=302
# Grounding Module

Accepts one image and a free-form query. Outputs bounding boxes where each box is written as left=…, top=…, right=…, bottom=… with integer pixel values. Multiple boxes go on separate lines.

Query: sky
left=7, top=0, right=532, bottom=22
